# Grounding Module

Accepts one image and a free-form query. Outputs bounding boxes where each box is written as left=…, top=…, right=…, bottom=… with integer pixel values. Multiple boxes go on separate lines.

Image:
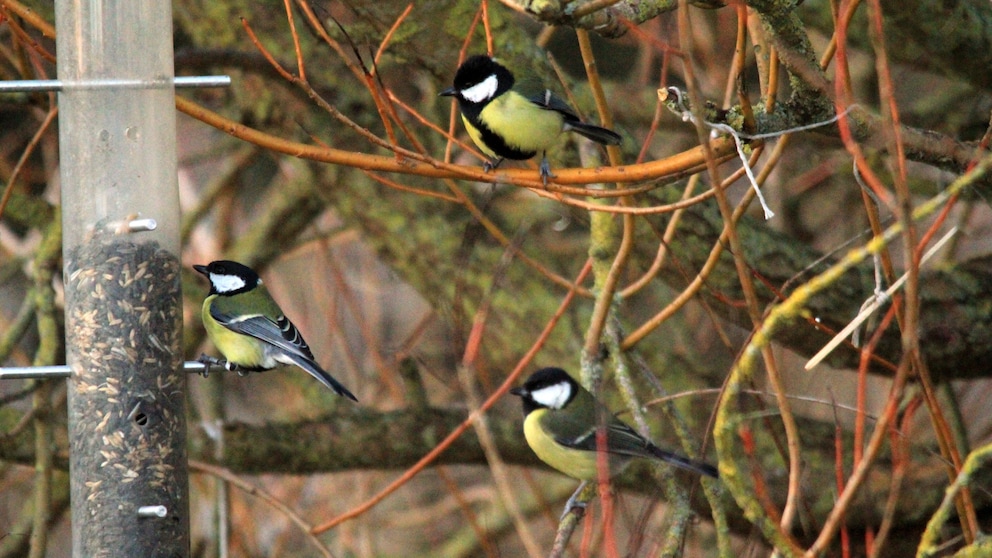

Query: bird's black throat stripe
left=460, top=112, right=536, bottom=161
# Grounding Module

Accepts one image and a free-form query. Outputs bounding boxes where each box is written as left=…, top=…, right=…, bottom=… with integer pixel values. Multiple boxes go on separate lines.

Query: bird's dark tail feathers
left=648, top=444, right=719, bottom=478
left=292, top=356, right=359, bottom=402
left=564, top=121, right=623, bottom=146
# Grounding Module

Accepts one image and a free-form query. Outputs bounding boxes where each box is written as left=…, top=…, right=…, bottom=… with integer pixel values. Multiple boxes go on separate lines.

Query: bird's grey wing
left=211, top=306, right=358, bottom=400
left=527, top=89, right=581, bottom=122
left=526, top=89, right=622, bottom=147
left=601, top=421, right=659, bottom=458
left=559, top=421, right=653, bottom=457
left=552, top=412, right=718, bottom=478
left=210, top=306, right=316, bottom=361
left=540, top=408, right=642, bottom=455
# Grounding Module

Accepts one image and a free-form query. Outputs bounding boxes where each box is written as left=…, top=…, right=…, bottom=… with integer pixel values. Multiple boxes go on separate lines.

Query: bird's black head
left=439, top=54, right=514, bottom=107
left=193, top=260, right=261, bottom=296
left=509, top=367, right=579, bottom=415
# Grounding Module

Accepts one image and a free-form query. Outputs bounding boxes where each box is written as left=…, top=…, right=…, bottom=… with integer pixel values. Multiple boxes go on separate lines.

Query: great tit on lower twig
left=194, top=260, right=357, bottom=401
left=440, top=54, right=622, bottom=184
left=510, top=367, right=716, bottom=506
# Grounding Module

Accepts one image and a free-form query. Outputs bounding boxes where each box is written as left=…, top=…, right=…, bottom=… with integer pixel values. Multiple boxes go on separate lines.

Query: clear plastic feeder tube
left=56, top=0, right=189, bottom=555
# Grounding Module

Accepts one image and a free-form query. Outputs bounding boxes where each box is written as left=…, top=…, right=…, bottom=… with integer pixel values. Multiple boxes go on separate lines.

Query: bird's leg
left=197, top=354, right=246, bottom=376
left=227, top=362, right=250, bottom=376
left=196, top=354, right=227, bottom=378
left=561, top=480, right=591, bottom=521
left=539, top=153, right=556, bottom=186
left=482, top=157, right=504, bottom=173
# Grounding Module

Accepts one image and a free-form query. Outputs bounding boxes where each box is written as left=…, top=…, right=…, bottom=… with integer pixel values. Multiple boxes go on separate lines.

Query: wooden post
left=55, top=0, right=189, bottom=555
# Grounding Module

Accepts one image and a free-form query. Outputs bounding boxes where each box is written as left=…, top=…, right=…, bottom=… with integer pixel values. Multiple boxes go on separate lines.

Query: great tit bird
left=510, top=367, right=717, bottom=481
left=440, top=54, right=622, bottom=184
left=194, top=260, right=357, bottom=401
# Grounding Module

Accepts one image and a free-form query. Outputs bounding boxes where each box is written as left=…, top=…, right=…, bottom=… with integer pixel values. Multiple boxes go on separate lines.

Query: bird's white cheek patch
left=461, top=74, right=498, bottom=103
left=530, top=382, right=572, bottom=409
left=209, top=273, right=246, bottom=293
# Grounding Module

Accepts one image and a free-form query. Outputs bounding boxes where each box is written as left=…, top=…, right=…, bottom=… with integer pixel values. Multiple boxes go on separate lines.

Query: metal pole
left=0, top=75, right=232, bottom=93
left=56, top=0, right=190, bottom=555
left=0, top=361, right=215, bottom=380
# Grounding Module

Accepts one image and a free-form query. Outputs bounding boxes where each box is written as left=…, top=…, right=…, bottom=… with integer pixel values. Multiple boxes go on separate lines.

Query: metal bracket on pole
left=0, top=361, right=216, bottom=380
left=0, top=75, right=231, bottom=93
left=0, top=74, right=231, bottom=379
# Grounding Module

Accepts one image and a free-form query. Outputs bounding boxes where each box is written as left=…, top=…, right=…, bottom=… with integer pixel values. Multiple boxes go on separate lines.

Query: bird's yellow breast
left=476, top=92, right=565, bottom=154
left=201, top=295, right=267, bottom=367
left=523, top=409, right=602, bottom=480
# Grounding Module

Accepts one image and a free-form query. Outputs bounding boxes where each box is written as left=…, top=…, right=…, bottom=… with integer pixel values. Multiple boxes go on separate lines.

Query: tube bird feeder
left=56, top=0, right=189, bottom=554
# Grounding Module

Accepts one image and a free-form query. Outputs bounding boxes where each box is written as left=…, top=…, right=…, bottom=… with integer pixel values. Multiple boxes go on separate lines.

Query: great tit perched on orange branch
left=440, top=55, right=622, bottom=185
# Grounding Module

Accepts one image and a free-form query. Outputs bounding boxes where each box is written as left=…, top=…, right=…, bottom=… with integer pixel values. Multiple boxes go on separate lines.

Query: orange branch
left=176, top=95, right=735, bottom=189
left=374, top=3, right=413, bottom=68
left=283, top=0, right=306, bottom=81
left=241, top=17, right=296, bottom=82
left=311, top=260, right=592, bottom=534
left=481, top=0, right=494, bottom=55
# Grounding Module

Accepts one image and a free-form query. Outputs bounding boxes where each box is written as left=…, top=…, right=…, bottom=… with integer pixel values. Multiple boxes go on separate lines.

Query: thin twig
left=0, top=107, right=57, bottom=221
left=374, top=3, right=413, bottom=68
left=804, top=228, right=958, bottom=369
left=620, top=136, right=786, bottom=349
left=282, top=0, right=306, bottom=82
left=618, top=175, right=699, bottom=298
left=311, top=261, right=592, bottom=533
left=481, top=0, right=494, bottom=55
left=189, top=461, right=335, bottom=558
left=0, top=8, right=55, bottom=61
left=799, top=158, right=992, bottom=556
left=28, top=380, right=52, bottom=558
left=459, top=351, right=543, bottom=557
left=869, top=396, right=919, bottom=557
left=549, top=482, right=597, bottom=558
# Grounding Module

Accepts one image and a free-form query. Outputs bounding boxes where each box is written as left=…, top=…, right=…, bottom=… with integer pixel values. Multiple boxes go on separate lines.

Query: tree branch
left=2, top=398, right=990, bottom=546
left=640, top=180, right=992, bottom=381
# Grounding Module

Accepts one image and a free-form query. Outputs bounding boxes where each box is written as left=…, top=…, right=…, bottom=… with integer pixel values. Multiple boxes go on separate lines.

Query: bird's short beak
left=193, top=264, right=209, bottom=276
left=439, top=87, right=457, bottom=97
left=509, top=387, right=525, bottom=396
